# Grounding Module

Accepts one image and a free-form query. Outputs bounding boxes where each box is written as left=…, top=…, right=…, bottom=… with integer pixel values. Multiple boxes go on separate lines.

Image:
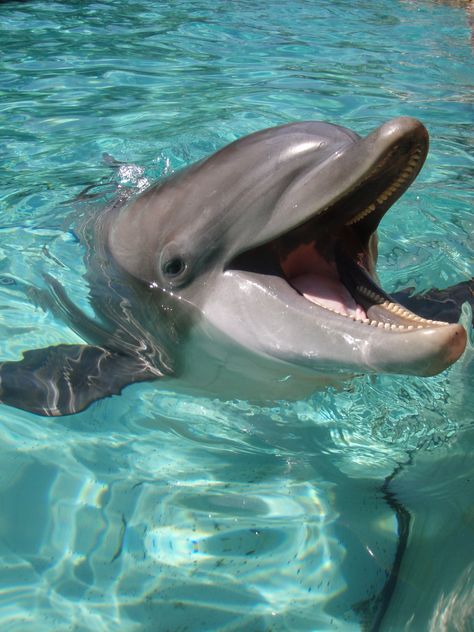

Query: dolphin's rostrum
left=0, top=117, right=468, bottom=415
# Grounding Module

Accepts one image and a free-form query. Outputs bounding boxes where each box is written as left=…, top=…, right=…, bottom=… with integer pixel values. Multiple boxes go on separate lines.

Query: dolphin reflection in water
left=0, top=117, right=470, bottom=416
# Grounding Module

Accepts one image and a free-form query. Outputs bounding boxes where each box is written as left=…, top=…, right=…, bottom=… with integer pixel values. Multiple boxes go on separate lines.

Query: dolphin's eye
left=159, top=243, right=189, bottom=287
left=162, top=256, right=186, bottom=277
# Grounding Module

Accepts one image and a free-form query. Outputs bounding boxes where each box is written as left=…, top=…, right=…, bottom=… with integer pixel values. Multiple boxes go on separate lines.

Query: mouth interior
left=229, top=141, right=449, bottom=333
left=281, top=241, right=367, bottom=319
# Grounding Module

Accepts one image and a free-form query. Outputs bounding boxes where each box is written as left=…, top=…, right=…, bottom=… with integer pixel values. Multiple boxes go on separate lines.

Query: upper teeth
left=346, top=147, right=422, bottom=226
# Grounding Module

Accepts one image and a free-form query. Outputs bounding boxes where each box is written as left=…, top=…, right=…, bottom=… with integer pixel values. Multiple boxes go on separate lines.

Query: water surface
left=0, top=1, right=473, bottom=630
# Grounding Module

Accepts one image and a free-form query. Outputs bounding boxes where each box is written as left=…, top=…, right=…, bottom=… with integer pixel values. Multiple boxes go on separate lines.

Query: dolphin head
left=108, top=117, right=467, bottom=390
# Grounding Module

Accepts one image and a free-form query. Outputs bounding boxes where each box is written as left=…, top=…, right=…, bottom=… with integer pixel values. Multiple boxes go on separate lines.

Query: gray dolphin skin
left=0, top=116, right=468, bottom=416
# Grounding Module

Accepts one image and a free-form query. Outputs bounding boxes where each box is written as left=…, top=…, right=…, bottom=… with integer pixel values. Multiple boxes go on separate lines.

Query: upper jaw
left=229, top=116, right=430, bottom=259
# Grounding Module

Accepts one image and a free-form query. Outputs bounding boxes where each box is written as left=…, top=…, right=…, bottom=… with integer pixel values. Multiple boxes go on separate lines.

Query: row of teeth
left=357, top=286, right=448, bottom=328
left=346, top=147, right=423, bottom=226
left=319, top=303, right=424, bottom=329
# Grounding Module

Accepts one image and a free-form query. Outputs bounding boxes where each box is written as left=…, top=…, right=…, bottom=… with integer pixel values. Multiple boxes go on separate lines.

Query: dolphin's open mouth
left=230, top=134, right=450, bottom=333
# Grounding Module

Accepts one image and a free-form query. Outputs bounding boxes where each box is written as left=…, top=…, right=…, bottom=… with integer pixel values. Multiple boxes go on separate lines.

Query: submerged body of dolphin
left=0, top=117, right=469, bottom=416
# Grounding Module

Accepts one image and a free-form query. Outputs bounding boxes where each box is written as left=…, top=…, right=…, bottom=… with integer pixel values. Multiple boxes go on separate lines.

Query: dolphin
left=0, top=116, right=468, bottom=416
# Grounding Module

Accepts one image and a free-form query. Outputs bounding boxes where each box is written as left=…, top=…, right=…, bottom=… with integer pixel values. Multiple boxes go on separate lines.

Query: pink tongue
left=281, top=243, right=366, bottom=319
left=291, top=272, right=366, bottom=319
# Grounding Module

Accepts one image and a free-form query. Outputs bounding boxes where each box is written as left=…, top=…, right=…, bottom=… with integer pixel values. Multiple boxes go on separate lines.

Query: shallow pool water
left=0, top=1, right=473, bottom=630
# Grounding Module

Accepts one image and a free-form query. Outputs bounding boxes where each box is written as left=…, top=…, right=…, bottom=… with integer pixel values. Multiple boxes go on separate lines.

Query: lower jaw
left=236, top=237, right=449, bottom=332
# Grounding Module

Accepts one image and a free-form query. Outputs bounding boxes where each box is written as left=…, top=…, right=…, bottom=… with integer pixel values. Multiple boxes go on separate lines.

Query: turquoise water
left=0, top=1, right=473, bottom=630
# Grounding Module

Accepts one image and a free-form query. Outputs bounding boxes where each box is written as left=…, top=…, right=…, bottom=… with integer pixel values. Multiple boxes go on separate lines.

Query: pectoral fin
left=0, top=345, right=158, bottom=417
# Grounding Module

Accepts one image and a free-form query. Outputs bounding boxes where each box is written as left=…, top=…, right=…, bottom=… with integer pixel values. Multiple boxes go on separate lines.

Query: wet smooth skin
left=0, top=117, right=468, bottom=415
